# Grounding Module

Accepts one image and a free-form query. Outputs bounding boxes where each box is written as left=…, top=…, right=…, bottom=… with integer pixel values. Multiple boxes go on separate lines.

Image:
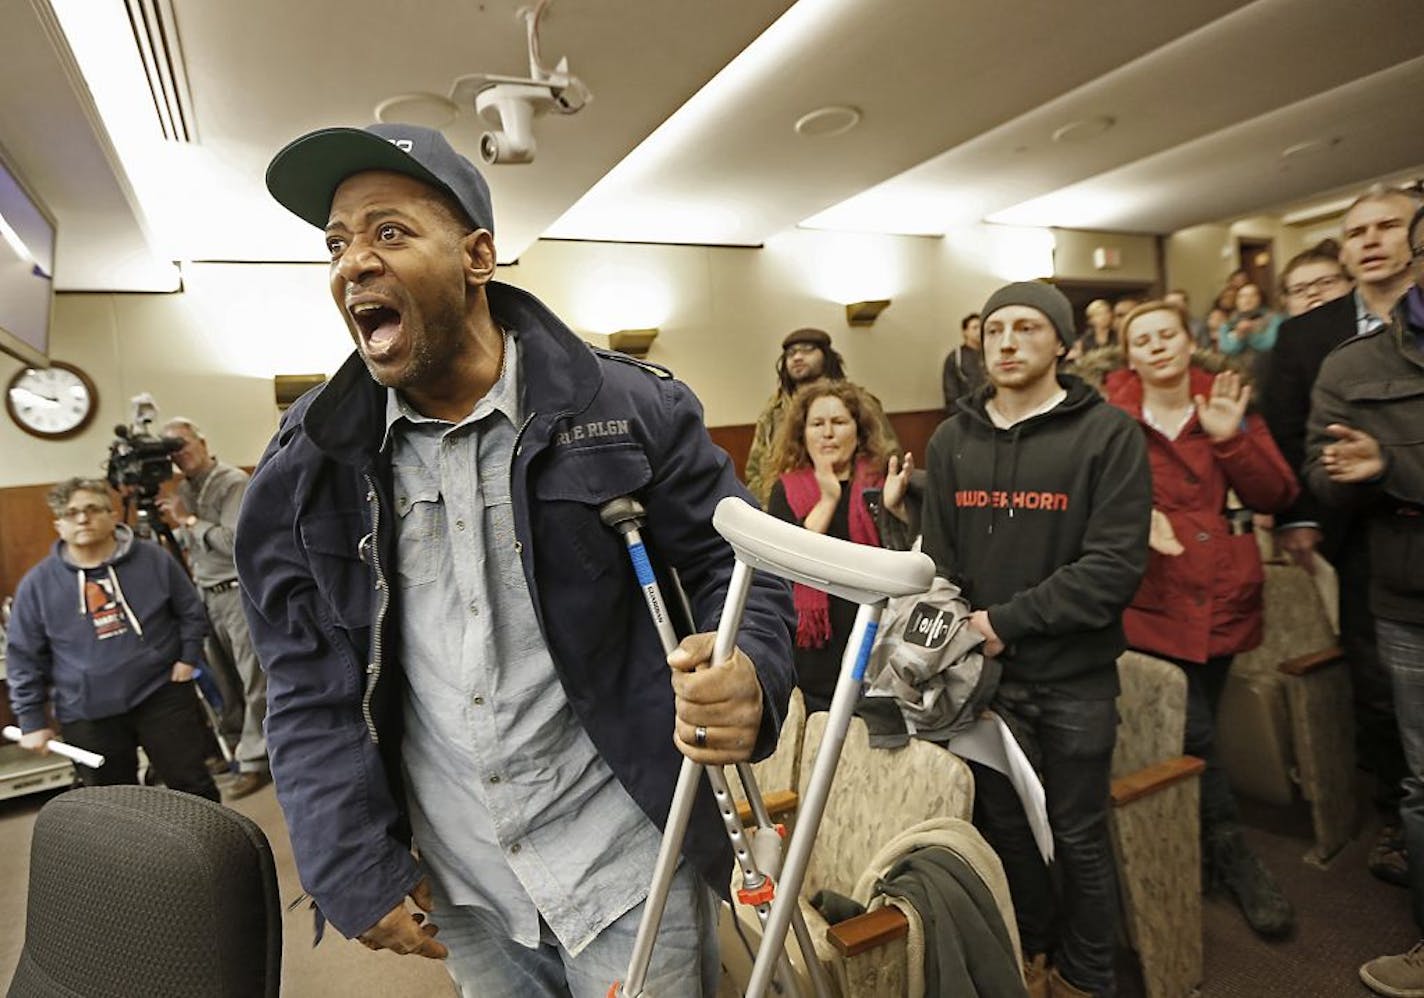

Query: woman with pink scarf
left=765, top=381, right=907, bottom=711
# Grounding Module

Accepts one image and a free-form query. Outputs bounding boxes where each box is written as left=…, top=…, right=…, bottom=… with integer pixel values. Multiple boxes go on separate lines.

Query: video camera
left=105, top=393, right=182, bottom=501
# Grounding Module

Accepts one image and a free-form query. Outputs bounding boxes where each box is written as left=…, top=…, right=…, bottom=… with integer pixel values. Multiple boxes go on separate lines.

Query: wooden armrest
left=736, top=789, right=799, bottom=827
left=1278, top=646, right=1345, bottom=678
left=1111, top=755, right=1205, bottom=807
left=827, top=904, right=909, bottom=957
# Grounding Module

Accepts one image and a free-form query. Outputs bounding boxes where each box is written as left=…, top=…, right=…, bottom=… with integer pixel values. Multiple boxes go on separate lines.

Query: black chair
left=9, top=785, right=281, bottom=997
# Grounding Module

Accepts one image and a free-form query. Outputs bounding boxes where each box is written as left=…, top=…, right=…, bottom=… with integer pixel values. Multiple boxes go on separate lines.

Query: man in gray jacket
left=160, top=418, right=270, bottom=799
left=1306, top=204, right=1424, bottom=998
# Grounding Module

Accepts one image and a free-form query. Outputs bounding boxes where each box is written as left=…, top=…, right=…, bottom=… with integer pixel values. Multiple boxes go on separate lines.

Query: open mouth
left=349, top=299, right=404, bottom=358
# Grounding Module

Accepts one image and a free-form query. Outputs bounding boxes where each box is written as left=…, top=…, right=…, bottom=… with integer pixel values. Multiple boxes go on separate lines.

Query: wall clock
left=6, top=360, right=99, bottom=440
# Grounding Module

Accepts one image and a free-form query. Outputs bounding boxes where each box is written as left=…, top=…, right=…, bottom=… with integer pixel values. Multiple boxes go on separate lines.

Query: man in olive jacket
left=1306, top=208, right=1424, bottom=998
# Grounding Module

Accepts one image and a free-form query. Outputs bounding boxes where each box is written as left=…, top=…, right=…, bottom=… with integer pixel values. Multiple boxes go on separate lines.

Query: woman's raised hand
left=884, top=452, right=914, bottom=523
left=810, top=450, right=843, bottom=505
left=1194, top=370, right=1251, bottom=442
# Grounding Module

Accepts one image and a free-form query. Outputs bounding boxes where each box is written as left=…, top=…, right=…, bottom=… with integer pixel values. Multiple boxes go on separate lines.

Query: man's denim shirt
left=384, top=330, right=662, bottom=954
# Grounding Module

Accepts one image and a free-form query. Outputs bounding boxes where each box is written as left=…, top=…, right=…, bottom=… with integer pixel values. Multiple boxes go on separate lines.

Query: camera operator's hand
left=170, top=661, right=197, bottom=683
left=157, top=495, right=190, bottom=524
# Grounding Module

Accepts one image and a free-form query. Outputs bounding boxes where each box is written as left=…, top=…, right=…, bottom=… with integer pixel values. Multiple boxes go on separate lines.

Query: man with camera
left=5, top=478, right=219, bottom=802
left=235, top=123, right=793, bottom=994
left=159, top=417, right=270, bottom=800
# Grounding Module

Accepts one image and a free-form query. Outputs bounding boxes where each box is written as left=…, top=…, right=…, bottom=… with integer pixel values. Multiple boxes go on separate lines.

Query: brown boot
left=1048, top=966, right=1093, bottom=998
left=1023, top=953, right=1048, bottom=998
left=224, top=771, right=272, bottom=801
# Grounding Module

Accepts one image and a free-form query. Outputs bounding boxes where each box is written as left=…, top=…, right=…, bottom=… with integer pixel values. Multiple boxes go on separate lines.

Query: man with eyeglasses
left=1264, top=185, right=1421, bottom=888
left=5, top=477, right=218, bottom=801
left=742, top=327, right=899, bottom=506
left=1305, top=202, right=1424, bottom=998
left=1279, top=247, right=1352, bottom=318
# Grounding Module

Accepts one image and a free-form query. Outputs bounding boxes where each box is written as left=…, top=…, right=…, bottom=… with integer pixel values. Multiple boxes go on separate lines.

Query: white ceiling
left=2, top=0, right=1423, bottom=291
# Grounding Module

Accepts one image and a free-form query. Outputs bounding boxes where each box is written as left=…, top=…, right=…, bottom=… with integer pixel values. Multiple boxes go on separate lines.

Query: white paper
left=946, top=713, right=1053, bottom=863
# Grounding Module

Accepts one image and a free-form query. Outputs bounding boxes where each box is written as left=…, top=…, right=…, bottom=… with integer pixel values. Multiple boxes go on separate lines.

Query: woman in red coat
left=1108, top=300, right=1301, bottom=941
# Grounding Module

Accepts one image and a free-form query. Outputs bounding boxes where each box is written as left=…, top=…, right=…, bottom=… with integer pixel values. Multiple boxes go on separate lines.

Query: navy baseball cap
left=265, top=122, right=495, bottom=235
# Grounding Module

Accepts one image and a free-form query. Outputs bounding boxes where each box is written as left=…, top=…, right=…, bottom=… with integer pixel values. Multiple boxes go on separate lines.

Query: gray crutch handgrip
left=712, top=497, right=935, bottom=603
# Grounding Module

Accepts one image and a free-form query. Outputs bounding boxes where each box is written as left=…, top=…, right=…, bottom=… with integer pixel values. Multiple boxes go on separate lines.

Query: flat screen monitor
left=0, top=145, right=56, bottom=367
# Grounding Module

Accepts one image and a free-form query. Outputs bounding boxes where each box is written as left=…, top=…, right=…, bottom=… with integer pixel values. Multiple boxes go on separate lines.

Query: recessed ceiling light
left=1051, top=116, right=1115, bottom=144
left=1280, top=137, right=1341, bottom=160
left=374, top=93, right=460, bottom=129
left=794, top=105, right=862, bottom=137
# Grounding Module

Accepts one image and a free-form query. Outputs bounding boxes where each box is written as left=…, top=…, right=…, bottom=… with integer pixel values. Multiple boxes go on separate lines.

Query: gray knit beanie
left=981, top=281, right=1077, bottom=347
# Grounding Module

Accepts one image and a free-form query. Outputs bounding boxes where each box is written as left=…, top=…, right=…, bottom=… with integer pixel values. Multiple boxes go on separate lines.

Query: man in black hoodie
left=922, top=281, right=1152, bottom=998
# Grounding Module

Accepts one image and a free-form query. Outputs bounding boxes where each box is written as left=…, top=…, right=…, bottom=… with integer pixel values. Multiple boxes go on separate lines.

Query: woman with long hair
left=1107, top=300, right=1300, bottom=940
left=766, top=381, right=907, bottom=712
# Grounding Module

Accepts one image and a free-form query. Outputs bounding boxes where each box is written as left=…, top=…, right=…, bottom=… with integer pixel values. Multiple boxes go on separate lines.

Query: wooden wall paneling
left=0, top=483, right=58, bottom=600
left=706, top=424, right=756, bottom=481
left=887, top=409, right=947, bottom=465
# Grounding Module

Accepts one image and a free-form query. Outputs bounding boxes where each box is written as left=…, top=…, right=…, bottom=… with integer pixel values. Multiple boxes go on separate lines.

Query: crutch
left=600, top=498, right=824, bottom=998
left=3, top=725, right=107, bottom=769
left=192, top=672, right=235, bottom=766
left=610, top=497, right=936, bottom=998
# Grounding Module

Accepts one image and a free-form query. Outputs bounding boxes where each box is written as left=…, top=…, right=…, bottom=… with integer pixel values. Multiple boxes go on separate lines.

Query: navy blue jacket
left=8, top=528, right=208, bottom=731
left=235, top=282, right=795, bottom=938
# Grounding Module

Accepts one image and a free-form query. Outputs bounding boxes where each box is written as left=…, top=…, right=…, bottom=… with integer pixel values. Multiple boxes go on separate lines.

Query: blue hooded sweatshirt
left=5, top=525, right=209, bottom=731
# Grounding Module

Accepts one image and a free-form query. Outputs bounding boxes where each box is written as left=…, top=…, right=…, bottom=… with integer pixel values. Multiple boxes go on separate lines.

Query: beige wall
left=0, top=227, right=1029, bottom=488
left=0, top=266, right=349, bottom=490
left=1165, top=213, right=1339, bottom=316
left=1051, top=228, right=1160, bottom=284
left=2, top=221, right=1167, bottom=489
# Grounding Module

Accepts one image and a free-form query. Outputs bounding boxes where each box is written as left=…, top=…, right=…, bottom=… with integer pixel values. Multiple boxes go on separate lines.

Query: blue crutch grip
left=850, top=620, right=879, bottom=681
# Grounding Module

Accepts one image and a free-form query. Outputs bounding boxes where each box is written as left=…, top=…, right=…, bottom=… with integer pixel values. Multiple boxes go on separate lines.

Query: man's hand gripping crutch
left=602, top=496, right=935, bottom=998
left=600, top=496, right=818, bottom=998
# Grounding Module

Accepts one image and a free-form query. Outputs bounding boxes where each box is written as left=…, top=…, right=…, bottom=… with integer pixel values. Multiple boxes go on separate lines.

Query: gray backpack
left=864, top=577, right=1001, bottom=742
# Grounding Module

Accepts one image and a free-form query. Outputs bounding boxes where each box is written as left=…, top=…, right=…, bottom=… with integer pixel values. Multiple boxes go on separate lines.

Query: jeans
left=428, top=861, right=720, bottom=997
left=60, top=680, right=220, bottom=803
left=1377, top=617, right=1424, bottom=931
left=1334, top=528, right=1406, bottom=805
left=971, top=682, right=1120, bottom=997
left=1159, top=654, right=1237, bottom=829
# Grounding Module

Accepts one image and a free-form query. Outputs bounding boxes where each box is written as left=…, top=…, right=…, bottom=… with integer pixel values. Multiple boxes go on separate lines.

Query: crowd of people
left=3, top=118, right=1422, bottom=998
left=740, top=186, right=1422, bottom=996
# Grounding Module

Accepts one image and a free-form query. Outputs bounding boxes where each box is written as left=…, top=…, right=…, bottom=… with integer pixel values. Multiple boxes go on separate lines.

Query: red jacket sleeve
left=1211, top=413, right=1300, bottom=514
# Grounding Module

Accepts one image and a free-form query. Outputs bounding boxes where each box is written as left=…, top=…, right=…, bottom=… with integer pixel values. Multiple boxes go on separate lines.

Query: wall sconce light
left=274, top=373, right=327, bottom=410
left=606, top=328, right=659, bottom=357
left=844, top=299, right=891, bottom=326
